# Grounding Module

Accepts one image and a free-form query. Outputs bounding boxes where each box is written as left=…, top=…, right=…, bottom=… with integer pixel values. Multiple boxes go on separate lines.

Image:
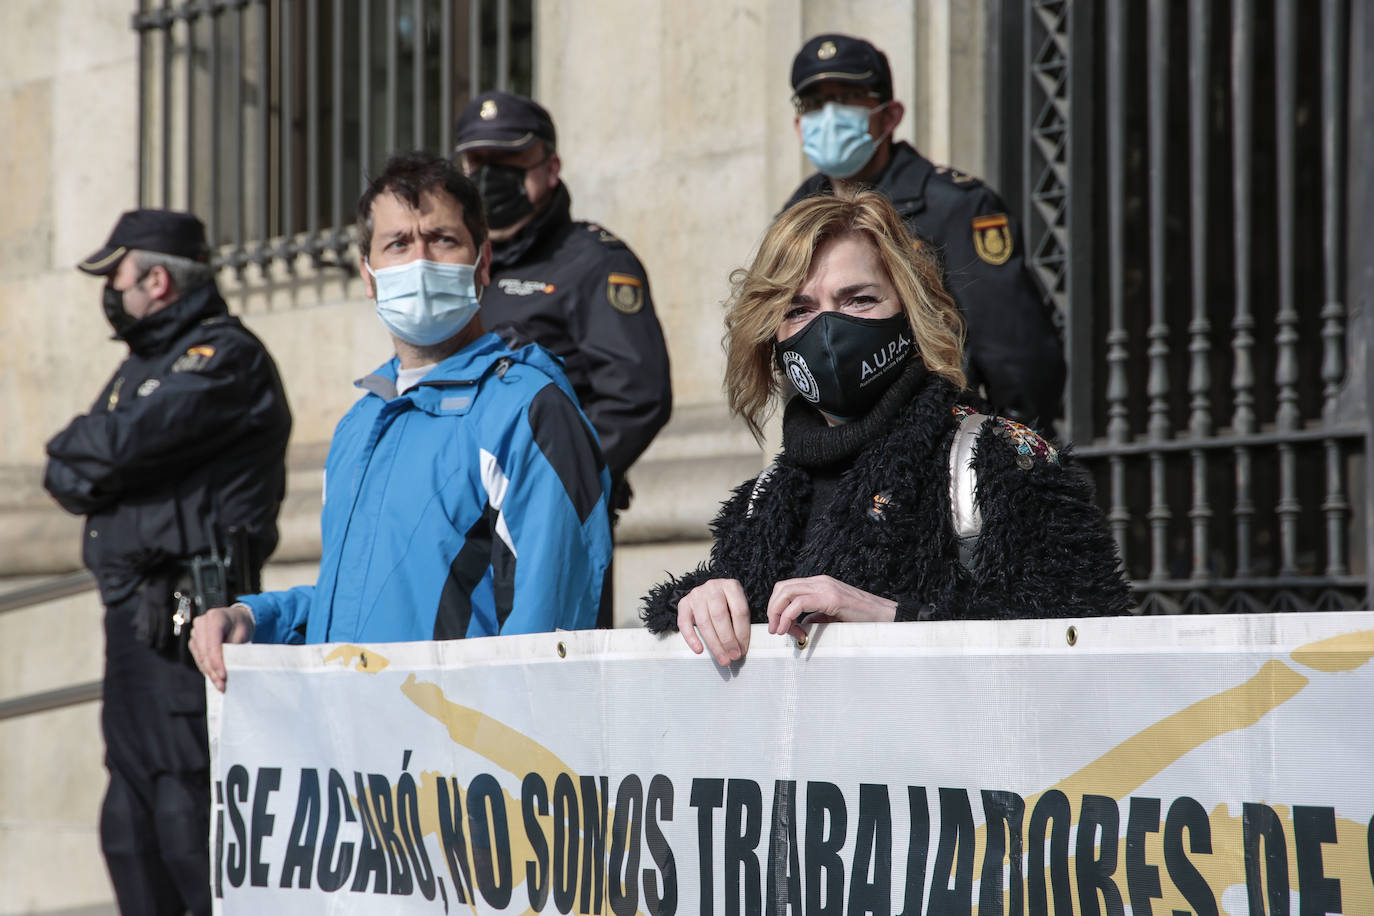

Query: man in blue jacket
left=190, top=151, right=612, bottom=689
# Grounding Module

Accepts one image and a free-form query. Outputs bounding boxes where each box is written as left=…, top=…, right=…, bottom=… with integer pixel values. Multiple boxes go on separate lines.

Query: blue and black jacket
left=244, top=332, right=612, bottom=644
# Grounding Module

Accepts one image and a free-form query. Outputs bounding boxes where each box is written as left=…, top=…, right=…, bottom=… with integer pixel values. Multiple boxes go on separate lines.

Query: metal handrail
left=0, top=569, right=96, bottom=614
left=0, top=681, right=102, bottom=721
left=0, top=571, right=101, bottom=720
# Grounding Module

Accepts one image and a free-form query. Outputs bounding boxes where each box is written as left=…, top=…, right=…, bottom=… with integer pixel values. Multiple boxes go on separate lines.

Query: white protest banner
left=208, top=611, right=1374, bottom=915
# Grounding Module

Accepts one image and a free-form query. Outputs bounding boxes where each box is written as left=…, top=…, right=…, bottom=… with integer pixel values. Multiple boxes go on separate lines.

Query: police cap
left=453, top=91, right=557, bottom=155
left=77, top=208, right=211, bottom=276
left=790, top=34, right=893, bottom=102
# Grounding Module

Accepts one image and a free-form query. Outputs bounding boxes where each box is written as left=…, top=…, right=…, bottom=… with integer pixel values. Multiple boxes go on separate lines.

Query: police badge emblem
left=480, top=99, right=498, bottom=120
left=971, top=213, right=1013, bottom=265
left=818, top=40, right=837, bottom=60
left=606, top=272, right=644, bottom=314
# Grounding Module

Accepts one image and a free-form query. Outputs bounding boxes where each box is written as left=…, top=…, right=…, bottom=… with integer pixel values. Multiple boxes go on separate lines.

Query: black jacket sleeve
left=929, top=183, right=1066, bottom=429
left=43, top=330, right=278, bottom=508
left=963, top=425, right=1131, bottom=618
left=570, top=246, right=672, bottom=480
left=43, top=456, right=112, bottom=515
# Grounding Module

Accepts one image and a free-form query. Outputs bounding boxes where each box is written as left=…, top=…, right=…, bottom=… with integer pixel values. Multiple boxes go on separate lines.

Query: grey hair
left=129, top=249, right=215, bottom=296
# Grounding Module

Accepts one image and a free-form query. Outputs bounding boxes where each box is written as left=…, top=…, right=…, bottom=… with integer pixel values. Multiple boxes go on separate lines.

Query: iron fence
left=132, top=0, right=533, bottom=273
left=995, top=0, right=1370, bottom=613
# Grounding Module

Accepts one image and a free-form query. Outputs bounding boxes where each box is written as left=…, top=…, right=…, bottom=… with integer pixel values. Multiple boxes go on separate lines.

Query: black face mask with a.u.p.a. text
left=774, top=311, right=918, bottom=420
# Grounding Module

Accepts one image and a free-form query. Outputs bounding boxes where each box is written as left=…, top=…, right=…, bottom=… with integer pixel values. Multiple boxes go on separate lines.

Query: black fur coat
left=641, top=369, right=1131, bottom=631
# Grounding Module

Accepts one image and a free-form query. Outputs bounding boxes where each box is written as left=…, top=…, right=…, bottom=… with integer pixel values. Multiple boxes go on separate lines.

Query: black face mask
left=102, top=283, right=139, bottom=335
left=471, top=162, right=535, bottom=229
left=774, top=311, right=915, bottom=420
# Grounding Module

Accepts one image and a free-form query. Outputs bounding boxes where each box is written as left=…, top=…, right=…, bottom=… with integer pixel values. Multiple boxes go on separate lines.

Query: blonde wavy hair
left=724, top=188, right=966, bottom=440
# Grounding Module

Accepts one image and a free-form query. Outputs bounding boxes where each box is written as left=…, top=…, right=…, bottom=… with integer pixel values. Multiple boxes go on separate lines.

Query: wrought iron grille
left=1002, top=0, right=1370, bottom=613
left=132, top=0, right=533, bottom=273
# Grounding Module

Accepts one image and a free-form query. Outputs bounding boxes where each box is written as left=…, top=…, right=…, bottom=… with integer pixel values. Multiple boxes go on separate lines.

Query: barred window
left=998, top=0, right=1368, bottom=612
left=133, top=0, right=533, bottom=271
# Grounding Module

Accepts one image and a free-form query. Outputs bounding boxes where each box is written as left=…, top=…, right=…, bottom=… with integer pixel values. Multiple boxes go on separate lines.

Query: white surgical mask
left=367, top=256, right=483, bottom=346
left=799, top=101, right=889, bottom=179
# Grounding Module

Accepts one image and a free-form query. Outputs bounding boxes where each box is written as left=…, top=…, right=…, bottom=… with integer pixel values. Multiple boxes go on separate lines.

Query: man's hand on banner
left=189, top=602, right=256, bottom=691
left=676, top=578, right=753, bottom=666
left=767, top=575, right=898, bottom=641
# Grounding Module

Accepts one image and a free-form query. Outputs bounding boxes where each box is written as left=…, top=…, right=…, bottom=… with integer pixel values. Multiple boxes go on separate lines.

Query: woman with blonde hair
left=641, top=189, right=1129, bottom=664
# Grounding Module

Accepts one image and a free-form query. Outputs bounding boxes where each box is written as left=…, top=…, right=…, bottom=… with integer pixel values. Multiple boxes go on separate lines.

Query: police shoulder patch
left=971, top=212, right=1013, bottom=265
left=606, top=272, right=644, bottom=314
left=585, top=222, right=623, bottom=247
left=990, top=416, right=1059, bottom=468
left=170, top=344, right=217, bottom=373
left=932, top=164, right=982, bottom=187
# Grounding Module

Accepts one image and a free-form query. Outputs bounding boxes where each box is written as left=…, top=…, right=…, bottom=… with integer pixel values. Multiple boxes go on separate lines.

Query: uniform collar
left=799, top=141, right=932, bottom=216
left=871, top=141, right=933, bottom=213
left=118, top=283, right=228, bottom=357
left=490, top=181, right=573, bottom=270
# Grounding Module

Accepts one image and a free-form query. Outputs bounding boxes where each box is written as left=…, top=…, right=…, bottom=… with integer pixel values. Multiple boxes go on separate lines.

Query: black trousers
left=100, top=593, right=211, bottom=916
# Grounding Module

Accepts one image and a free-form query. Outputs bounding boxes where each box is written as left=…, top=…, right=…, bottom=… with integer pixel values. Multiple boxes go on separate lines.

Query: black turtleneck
left=783, top=358, right=932, bottom=550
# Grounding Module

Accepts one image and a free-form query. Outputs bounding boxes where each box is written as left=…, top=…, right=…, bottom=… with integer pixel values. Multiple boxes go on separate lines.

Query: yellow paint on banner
left=972, top=660, right=1314, bottom=915
left=402, top=674, right=571, bottom=778
left=1022, top=659, right=1307, bottom=813
left=1291, top=627, right=1374, bottom=673
left=323, top=644, right=390, bottom=673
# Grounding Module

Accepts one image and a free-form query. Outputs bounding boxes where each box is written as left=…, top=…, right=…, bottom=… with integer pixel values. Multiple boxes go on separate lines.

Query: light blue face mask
left=367, top=255, right=483, bottom=346
left=799, top=101, right=888, bottom=179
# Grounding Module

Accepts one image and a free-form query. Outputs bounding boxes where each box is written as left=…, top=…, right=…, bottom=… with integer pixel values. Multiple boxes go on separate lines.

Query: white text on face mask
left=860, top=332, right=911, bottom=385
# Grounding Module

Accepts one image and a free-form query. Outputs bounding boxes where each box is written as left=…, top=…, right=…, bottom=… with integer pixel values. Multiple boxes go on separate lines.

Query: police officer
left=454, top=93, right=672, bottom=507
left=454, top=91, right=672, bottom=626
left=44, top=209, right=291, bottom=915
left=783, top=33, right=1065, bottom=430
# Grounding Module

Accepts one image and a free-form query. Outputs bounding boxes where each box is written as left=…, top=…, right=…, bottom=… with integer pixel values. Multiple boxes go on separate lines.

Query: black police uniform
left=44, top=282, right=291, bottom=916
left=484, top=181, right=672, bottom=502
left=784, top=141, right=1065, bottom=429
